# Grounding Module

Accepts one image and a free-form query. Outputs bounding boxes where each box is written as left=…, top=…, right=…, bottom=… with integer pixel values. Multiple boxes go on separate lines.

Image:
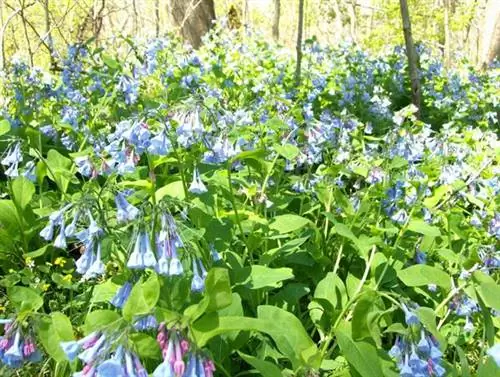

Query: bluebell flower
left=415, top=250, right=426, bottom=264
left=75, top=156, right=94, bottom=177
left=127, top=232, right=157, bottom=270
left=176, top=109, right=204, bottom=148
left=191, top=259, right=205, bottom=292
left=202, top=137, right=239, bottom=164
left=169, top=246, right=184, bottom=276
left=22, top=161, right=36, bottom=182
left=210, top=245, right=221, bottom=262
left=115, top=192, right=140, bottom=223
left=110, top=282, right=132, bottom=308
left=487, top=344, right=500, bottom=367
left=133, top=315, right=158, bottom=331
left=402, top=303, right=419, bottom=325
left=189, top=168, right=207, bottom=194
left=40, top=125, right=58, bottom=140
left=83, top=242, right=105, bottom=280
left=148, top=131, right=170, bottom=155
left=118, top=75, right=140, bottom=105
left=1, top=142, right=22, bottom=177
left=488, top=213, right=500, bottom=239
left=65, top=211, right=80, bottom=237
left=391, top=209, right=408, bottom=225
left=53, top=221, right=67, bottom=249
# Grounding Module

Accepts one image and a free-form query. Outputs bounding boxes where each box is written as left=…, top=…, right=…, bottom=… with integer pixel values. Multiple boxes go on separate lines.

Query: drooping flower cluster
left=125, top=213, right=211, bottom=293
left=40, top=205, right=106, bottom=280
left=0, top=319, right=42, bottom=368
left=389, top=305, right=445, bottom=376
left=154, top=323, right=215, bottom=377
left=60, top=331, right=148, bottom=376
left=449, top=294, right=479, bottom=332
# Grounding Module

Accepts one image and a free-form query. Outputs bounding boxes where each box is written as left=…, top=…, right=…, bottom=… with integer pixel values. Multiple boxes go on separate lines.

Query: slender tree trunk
left=243, top=0, right=249, bottom=26
left=444, top=0, right=451, bottom=65
left=272, top=0, right=280, bottom=42
left=399, top=0, right=421, bottom=117
left=19, top=0, right=33, bottom=66
left=132, top=0, right=138, bottom=35
left=169, top=0, right=215, bottom=49
left=155, top=0, right=160, bottom=37
left=295, top=0, right=304, bottom=86
left=480, top=0, right=500, bottom=67
left=331, top=0, right=344, bottom=43
left=43, top=0, right=56, bottom=69
left=347, top=0, right=357, bottom=43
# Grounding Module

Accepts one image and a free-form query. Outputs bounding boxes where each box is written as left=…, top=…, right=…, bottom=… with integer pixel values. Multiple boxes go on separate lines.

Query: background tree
left=169, top=0, right=215, bottom=49
left=480, top=0, right=500, bottom=67
left=399, top=0, right=422, bottom=117
left=295, top=0, right=304, bottom=86
left=272, top=0, right=280, bottom=42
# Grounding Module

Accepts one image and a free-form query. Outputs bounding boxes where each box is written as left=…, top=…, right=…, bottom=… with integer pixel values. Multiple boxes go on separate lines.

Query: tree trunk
left=480, top=0, right=500, bottom=67
left=155, top=0, right=160, bottom=37
left=272, top=0, right=280, bottom=42
left=295, top=0, right=304, bottom=86
left=243, top=0, right=249, bottom=26
left=19, top=0, right=33, bottom=66
left=444, top=0, right=451, bottom=66
left=169, top=0, right=215, bottom=49
left=43, top=0, right=56, bottom=69
left=399, top=0, right=421, bottom=118
left=331, top=0, right=344, bottom=44
left=347, top=0, right=357, bottom=43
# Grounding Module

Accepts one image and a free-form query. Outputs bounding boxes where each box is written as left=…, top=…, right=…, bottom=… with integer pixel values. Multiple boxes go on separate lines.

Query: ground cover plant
left=0, top=25, right=499, bottom=377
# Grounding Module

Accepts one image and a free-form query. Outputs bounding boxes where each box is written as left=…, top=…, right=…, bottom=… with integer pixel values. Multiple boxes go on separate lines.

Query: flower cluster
left=389, top=305, right=445, bottom=376
left=0, top=319, right=42, bottom=368
left=40, top=205, right=105, bottom=280
left=154, top=323, right=215, bottom=377
left=61, top=332, right=148, bottom=376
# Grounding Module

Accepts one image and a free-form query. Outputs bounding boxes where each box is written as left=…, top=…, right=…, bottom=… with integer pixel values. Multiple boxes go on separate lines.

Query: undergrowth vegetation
left=0, top=26, right=499, bottom=377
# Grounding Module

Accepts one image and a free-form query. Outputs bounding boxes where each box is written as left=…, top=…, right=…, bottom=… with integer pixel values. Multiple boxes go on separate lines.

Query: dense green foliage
left=0, top=26, right=499, bottom=377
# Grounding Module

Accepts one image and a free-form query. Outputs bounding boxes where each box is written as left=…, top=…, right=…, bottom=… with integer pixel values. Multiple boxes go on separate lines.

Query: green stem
left=227, top=163, right=250, bottom=262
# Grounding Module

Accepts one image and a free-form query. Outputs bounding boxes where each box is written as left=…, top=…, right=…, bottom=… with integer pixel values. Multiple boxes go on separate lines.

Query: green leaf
left=269, top=214, right=310, bottom=234
left=238, top=352, right=282, bottom=377
left=477, top=357, right=499, bottom=377
left=0, top=200, right=22, bottom=235
left=155, top=181, right=186, bottom=201
left=416, top=307, right=445, bottom=346
left=7, top=286, right=43, bottom=313
left=91, top=279, right=120, bottom=303
left=82, top=310, right=120, bottom=335
left=476, top=281, right=500, bottom=311
left=397, top=265, right=451, bottom=290
left=352, top=291, right=384, bottom=344
left=314, top=272, right=347, bottom=312
left=407, top=219, right=441, bottom=237
left=130, top=333, right=161, bottom=360
left=46, top=149, right=73, bottom=193
left=335, top=329, right=384, bottom=377
left=0, top=119, right=11, bottom=135
left=233, top=265, right=294, bottom=290
left=192, top=306, right=320, bottom=369
left=123, top=273, right=160, bottom=321
left=205, top=268, right=232, bottom=312
left=11, top=177, right=35, bottom=210
left=101, top=54, right=120, bottom=69
left=51, top=312, right=74, bottom=341
left=37, top=317, right=66, bottom=362
left=455, top=345, right=471, bottom=377
left=274, top=144, right=300, bottom=160
left=257, top=305, right=320, bottom=369
left=423, top=185, right=450, bottom=208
